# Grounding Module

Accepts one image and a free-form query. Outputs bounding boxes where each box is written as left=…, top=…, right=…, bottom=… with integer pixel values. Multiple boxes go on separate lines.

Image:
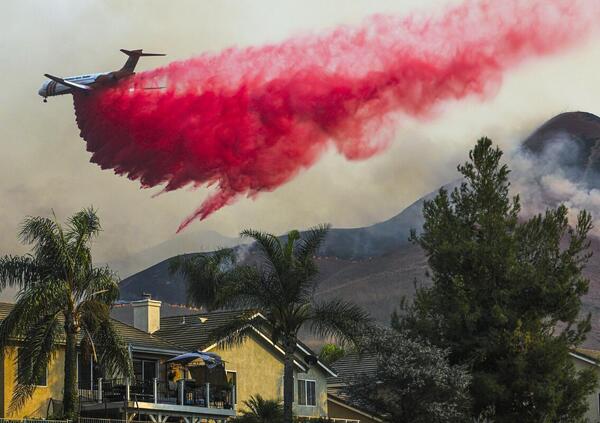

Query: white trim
left=203, top=326, right=308, bottom=372
left=328, top=395, right=384, bottom=422
left=296, top=342, right=338, bottom=377
left=569, top=352, right=600, bottom=367
left=131, top=345, right=185, bottom=356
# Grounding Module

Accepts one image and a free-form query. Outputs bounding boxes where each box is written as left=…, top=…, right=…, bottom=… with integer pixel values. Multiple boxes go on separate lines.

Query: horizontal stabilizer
left=120, top=49, right=166, bottom=57
left=44, top=74, right=92, bottom=92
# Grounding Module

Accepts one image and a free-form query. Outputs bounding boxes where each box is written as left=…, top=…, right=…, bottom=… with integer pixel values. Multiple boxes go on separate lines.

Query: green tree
left=172, top=225, right=371, bottom=423
left=0, top=208, right=133, bottom=418
left=402, top=138, right=596, bottom=421
left=318, top=343, right=345, bottom=365
left=346, top=327, right=471, bottom=423
left=232, top=394, right=283, bottom=423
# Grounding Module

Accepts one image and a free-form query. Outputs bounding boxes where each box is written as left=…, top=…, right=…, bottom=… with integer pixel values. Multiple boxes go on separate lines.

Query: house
left=326, top=349, right=600, bottom=423
left=0, top=297, right=335, bottom=422
left=570, top=348, right=600, bottom=423
left=326, top=353, right=382, bottom=423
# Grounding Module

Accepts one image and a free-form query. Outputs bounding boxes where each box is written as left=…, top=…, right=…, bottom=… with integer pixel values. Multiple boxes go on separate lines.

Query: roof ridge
left=159, top=309, right=247, bottom=320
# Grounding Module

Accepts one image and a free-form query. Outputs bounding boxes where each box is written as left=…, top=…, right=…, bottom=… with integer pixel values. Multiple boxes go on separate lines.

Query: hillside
left=118, top=111, right=600, bottom=348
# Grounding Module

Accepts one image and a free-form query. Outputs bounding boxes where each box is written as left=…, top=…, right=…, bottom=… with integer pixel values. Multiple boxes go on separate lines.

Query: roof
left=0, top=302, right=180, bottom=353
left=327, top=392, right=384, bottom=422
left=156, top=309, right=337, bottom=377
left=156, top=310, right=248, bottom=351
left=328, top=352, right=378, bottom=385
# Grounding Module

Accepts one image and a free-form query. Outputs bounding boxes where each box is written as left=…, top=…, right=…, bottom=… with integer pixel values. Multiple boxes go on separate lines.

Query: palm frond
left=68, top=207, right=102, bottom=242
left=296, top=224, right=330, bottom=265
left=9, top=314, right=60, bottom=413
left=0, top=280, right=66, bottom=348
left=76, top=266, right=119, bottom=309
left=241, top=394, right=283, bottom=421
left=18, top=215, right=71, bottom=281
left=0, top=255, right=38, bottom=289
left=309, top=299, right=372, bottom=347
left=240, top=229, right=284, bottom=273
left=91, top=319, right=133, bottom=379
left=170, top=249, right=235, bottom=309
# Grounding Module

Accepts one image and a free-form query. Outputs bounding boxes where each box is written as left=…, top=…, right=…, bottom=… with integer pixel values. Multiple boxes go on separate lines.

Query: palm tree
left=0, top=208, right=133, bottom=418
left=233, top=394, right=283, bottom=423
left=172, top=224, right=372, bottom=423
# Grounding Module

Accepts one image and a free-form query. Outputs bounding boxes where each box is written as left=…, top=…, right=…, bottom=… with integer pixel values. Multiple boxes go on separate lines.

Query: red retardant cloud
left=72, top=0, right=598, bottom=232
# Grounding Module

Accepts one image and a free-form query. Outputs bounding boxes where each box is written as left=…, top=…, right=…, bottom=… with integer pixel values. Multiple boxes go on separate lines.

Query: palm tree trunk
left=283, top=342, right=296, bottom=423
left=63, top=319, right=79, bottom=418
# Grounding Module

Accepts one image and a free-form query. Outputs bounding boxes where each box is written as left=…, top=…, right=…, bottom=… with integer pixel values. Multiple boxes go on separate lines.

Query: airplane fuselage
left=38, top=72, right=117, bottom=98
left=39, top=49, right=165, bottom=102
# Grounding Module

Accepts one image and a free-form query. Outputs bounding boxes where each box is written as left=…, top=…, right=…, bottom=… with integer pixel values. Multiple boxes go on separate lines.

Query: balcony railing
left=79, top=378, right=235, bottom=410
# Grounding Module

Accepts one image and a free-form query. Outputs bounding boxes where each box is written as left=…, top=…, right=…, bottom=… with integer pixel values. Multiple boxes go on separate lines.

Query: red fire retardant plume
left=73, top=0, right=599, bottom=232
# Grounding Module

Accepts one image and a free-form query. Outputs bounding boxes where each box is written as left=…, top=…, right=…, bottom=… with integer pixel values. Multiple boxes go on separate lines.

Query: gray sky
left=2, top=0, right=600, bottom=279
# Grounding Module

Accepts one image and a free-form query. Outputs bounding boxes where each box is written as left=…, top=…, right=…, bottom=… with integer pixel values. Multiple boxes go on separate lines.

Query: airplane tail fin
left=119, top=49, right=166, bottom=73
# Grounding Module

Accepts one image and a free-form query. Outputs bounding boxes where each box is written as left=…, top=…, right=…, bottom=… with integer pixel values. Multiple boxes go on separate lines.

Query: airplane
left=38, top=49, right=166, bottom=102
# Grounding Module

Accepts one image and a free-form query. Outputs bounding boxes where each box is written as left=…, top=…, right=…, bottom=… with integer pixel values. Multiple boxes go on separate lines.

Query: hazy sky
left=2, top=0, right=600, bottom=278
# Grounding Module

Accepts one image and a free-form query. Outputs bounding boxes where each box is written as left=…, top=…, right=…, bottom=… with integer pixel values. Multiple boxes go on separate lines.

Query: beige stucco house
left=0, top=298, right=335, bottom=422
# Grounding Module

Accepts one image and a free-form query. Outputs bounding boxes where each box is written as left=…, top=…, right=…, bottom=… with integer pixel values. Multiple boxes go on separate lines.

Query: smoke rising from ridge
left=511, top=137, right=600, bottom=235
left=69, top=0, right=600, bottom=232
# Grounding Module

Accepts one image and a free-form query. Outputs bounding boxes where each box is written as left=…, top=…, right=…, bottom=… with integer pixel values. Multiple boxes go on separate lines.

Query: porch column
left=178, top=379, right=185, bottom=405
left=153, top=377, right=158, bottom=404
left=232, top=384, right=236, bottom=411
left=125, top=377, right=131, bottom=401
left=206, top=382, right=210, bottom=408
left=97, top=377, right=103, bottom=403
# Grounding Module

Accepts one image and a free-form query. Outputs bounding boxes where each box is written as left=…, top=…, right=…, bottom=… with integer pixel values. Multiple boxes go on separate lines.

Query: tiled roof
left=328, top=352, right=378, bottom=385
left=0, top=302, right=180, bottom=352
left=155, top=310, right=250, bottom=351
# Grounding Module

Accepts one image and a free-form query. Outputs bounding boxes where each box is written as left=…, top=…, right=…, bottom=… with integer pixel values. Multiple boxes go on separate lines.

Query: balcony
left=79, top=378, right=236, bottom=419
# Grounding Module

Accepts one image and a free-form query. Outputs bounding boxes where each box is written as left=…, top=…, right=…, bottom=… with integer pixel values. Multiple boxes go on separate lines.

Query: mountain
left=119, top=111, right=600, bottom=348
left=109, top=230, right=242, bottom=278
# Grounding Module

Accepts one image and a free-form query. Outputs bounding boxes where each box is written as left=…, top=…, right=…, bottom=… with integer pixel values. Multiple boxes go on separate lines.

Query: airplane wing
left=44, top=74, right=93, bottom=92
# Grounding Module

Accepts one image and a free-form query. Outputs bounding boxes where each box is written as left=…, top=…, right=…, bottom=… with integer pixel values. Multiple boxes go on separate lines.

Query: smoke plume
left=72, top=0, right=599, bottom=232
left=512, top=138, right=600, bottom=235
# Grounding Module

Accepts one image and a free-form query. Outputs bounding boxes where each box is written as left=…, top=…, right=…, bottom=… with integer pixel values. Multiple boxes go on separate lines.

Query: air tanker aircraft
left=38, top=49, right=165, bottom=102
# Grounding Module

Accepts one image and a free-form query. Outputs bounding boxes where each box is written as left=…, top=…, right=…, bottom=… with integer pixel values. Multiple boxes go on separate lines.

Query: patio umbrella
left=166, top=351, right=223, bottom=369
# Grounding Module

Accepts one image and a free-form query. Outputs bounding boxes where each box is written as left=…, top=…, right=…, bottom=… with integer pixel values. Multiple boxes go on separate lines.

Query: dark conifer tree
left=403, top=138, right=596, bottom=422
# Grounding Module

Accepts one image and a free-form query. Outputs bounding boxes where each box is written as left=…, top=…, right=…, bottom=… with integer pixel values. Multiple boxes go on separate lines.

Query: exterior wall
left=328, top=398, right=379, bottom=423
left=293, top=365, right=328, bottom=418
left=211, top=333, right=328, bottom=418
left=212, top=333, right=284, bottom=413
left=1, top=346, right=65, bottom=418
left=572, top=356, right=600, bottom=423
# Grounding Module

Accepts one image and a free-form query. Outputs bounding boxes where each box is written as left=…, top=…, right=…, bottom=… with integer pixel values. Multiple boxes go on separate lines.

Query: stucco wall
left=293, top=364, right=328, bottom=418
left=211, top=333, right=328, bottom=418
left=1, top=346, right=65, bottom=418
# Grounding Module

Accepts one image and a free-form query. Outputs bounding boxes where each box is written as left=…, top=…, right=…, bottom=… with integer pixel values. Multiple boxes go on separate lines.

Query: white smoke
left=510, top=134, right=600, bottom=234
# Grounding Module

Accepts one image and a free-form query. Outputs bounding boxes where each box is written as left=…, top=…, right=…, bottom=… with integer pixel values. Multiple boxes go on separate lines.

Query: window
left=133, top=358, right=157, bottom=382
left=227, top=371, right=237, bottom=404
left=297, top=379, right=316, bottom=406
left=17, top=349, right=47, bottom=386
left=77, top=353, right=93, bottom=389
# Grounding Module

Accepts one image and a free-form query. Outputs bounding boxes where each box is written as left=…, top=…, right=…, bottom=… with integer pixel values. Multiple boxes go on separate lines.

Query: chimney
left=132, top=293, right=161, bottom=334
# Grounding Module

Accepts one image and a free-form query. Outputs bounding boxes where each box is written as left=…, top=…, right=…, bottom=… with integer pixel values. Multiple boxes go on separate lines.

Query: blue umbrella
left=166, top=351, right=223, bottom=369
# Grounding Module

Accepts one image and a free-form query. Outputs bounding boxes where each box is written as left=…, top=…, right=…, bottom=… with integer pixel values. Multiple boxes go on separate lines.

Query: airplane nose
left=38, top=86, right=46, bottom=97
